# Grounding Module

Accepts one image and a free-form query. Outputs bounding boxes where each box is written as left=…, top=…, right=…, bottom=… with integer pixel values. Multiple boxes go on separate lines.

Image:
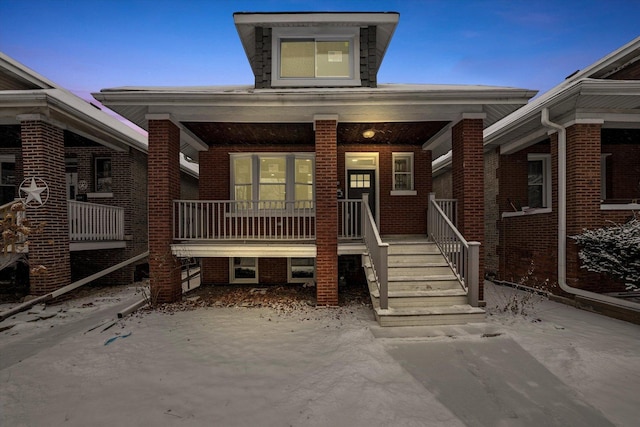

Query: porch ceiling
left=183, top=121, right=450, bottom=146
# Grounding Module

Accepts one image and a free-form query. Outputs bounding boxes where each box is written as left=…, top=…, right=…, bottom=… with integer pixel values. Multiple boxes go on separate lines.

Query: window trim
left=230, top=257, right=258, bottom=284
left=288, top=257, right=316, bottom=283
left=391, top=152, right=417, bottom=195
left=271, top=27, right=361, bottom=87
left=0, top=155, right=17, bottom=204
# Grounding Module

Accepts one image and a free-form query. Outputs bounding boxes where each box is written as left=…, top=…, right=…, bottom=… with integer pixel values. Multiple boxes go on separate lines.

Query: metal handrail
left=428, top=193, right=479, bottom=306
left=361, top=194, right=389, bottom=309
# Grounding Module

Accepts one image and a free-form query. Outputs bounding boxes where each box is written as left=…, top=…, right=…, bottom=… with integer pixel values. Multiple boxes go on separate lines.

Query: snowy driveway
left=1, top=282, right=639, bottom=426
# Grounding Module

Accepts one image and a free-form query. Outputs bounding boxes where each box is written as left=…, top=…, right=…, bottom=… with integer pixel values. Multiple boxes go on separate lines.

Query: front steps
left=364, top=239, right=485, bottom=327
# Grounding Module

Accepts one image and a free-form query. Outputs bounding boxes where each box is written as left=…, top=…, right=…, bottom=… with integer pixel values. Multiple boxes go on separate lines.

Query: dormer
left=233, top=12, right=399, bottom=89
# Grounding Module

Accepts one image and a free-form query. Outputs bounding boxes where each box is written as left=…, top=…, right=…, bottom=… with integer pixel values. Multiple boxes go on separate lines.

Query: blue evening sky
left=1, top=0, right=639, bottom=102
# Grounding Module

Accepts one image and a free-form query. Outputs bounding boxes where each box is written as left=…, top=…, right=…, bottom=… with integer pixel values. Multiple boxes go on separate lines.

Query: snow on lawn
left=0, top=292, right=463, bottom=427
left=1, top=282, right=639, bottom=426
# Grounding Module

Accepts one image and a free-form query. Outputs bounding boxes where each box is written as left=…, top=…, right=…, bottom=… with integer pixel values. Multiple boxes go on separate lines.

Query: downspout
left=541, top=108, right=640, bottom=310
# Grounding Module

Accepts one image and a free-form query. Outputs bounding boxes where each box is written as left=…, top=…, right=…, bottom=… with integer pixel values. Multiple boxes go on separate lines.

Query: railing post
left=379, top=243, right=389, bottom=310
left=361, top=194, right=369, bottom=239
left=428, top=192, right=436, bottom=240
left=467, top=241, right=480, bottom=307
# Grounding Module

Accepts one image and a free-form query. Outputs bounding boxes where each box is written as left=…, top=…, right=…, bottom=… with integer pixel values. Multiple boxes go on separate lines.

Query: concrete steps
left=365, top=239, right=485, bottom=327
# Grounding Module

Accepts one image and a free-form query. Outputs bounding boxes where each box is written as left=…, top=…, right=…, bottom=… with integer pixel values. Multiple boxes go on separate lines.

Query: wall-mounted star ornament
left=19, top=177, right=50, bottom=208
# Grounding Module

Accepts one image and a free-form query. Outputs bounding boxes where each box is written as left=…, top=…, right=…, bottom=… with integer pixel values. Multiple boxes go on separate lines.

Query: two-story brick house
left=0, top=52, right=198, bottom=296
left=434, top=36, right=640, bottom=317
left=94, top=12, right=536, bottom=325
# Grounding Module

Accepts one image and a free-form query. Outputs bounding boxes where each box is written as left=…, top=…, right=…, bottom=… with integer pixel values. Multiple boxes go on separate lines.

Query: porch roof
left=93, top=83, right=536, bottom=162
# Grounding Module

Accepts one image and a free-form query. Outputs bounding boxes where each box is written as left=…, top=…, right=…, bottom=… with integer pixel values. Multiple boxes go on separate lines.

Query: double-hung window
left=527, top=154, right=551, bottom=209
left=392, top=153, right=415, bottom=194
left=95, top=157, right=112, bottom=193
left=272, top=27, right=360, bottom=87
left=231, top=153, right=314, bottom=210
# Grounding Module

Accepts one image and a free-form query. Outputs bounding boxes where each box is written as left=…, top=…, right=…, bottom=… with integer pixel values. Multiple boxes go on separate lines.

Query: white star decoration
left=20, top=177, right=49, bottom=207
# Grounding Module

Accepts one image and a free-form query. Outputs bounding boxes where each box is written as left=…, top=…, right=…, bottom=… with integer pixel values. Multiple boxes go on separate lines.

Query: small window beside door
left=95, top=157, right=112, bottom=193
left=391, top=152, right=417, bottom=195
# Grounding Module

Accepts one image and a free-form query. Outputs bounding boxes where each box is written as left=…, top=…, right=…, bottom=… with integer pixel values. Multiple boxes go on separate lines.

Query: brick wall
left=147, top=119, right=182, bottom=303
left=337, top=143, right=431, bottom=235
left=432, top=170, right=452, bottom=199
left=452, top=118, right=485, bottom=299
left=315, top=119, right=339, bottom=305
left=258, top=258, right=288, bottom=283
left=484, top=149, right=500, bottom=275
left=20, top=119, right=71, bottom=295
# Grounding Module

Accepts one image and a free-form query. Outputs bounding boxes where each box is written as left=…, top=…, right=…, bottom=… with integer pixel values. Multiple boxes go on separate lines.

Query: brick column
left=314, top=116, right=339, bottom=306
left=565, top=122, right=602, bottom=289
left=19, top=117, right=70, bottom=295
left=148, top=119, right=182, bottom=303
left=452, top=117, right=485, bottom=300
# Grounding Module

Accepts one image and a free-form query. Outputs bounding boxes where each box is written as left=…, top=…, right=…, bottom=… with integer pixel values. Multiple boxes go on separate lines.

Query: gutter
left=540, top=108, right=640, bottom=311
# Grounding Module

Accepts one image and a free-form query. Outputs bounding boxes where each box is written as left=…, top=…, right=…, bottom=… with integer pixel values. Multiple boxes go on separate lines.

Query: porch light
left=362, top=129, right=375, bottom=139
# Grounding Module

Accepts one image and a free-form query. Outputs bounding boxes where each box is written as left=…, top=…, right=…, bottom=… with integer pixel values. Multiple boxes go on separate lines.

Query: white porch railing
left=435, top=199, right=457, bottom=227
left=428, top=193, right=480, bottom=306
left=362, top=194, right=389, bottom=309
left=338, top=199, right=363, bottom=239
left=173, top=200, right=316, bottom=241
left=68, top=201, right=124, bottom=241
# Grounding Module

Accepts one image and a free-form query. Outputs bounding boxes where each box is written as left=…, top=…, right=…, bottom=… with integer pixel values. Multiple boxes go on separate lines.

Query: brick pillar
left=20, top=118, right=71, bottom=295
left=148, top=119, right=182, bottom=303
left=452, top=117, right=485, bottom=300
left=565, top=123, right=602, bottom=289
left=314, top=116, right=339, bottom=305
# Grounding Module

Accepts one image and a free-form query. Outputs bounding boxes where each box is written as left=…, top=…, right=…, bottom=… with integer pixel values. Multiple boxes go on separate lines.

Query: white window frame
left=230, top=257, right=258, bottom=284
left=271, top=27, right=361, bottom=87
left=503, top=153, right=552, bottom=218
left=391, top=152, right=417, bottom=196
left=288, top=257, right=315, bottom=283
left=230, top=153, right=315, bottom=212
left=94, top=157, right=113, bottom=194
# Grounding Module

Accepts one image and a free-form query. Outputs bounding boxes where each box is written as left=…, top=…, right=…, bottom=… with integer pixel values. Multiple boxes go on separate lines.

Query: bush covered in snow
left=571, top=214, right=640, bottom=291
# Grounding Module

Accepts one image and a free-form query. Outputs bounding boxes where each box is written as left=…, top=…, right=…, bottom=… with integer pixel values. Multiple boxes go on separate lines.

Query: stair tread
left=371, top=288, right=466, bottom=298
left=389, top=275, right=458, bottom=281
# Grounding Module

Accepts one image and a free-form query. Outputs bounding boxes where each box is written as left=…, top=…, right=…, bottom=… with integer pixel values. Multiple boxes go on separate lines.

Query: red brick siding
left=431, top=170, right=452, bottom=199
left=315, top=120, right=339, bottom=305
left=20, top=120, right=71, bottom=295
left=452, top=119, right=485, bottom=299
left=201, top=258, right=229, bottom=285
left=484, top=149, right=500, bottom=275
left=258, top=258, right=288, bottom=283
left=337, top=144, right=431, bottom=235
left=147, top=120, right=182, bottom=303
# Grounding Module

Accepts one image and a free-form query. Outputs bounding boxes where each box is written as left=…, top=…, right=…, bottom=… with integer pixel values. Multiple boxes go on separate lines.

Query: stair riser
left=374, top=295, right=469, bottom=307
left=388, top=245, right=440, bottom=255
left=389, top=255, right=446, bottom=264
left=389, top=266, right=454, bottom=277
left=376, top=312, right=486, bottom=327
left=388, top=281, right=462, bottom=291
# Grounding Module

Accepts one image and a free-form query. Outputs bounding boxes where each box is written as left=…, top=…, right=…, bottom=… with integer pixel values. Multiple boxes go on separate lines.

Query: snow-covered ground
left=1, top=282, right=639, bottom=426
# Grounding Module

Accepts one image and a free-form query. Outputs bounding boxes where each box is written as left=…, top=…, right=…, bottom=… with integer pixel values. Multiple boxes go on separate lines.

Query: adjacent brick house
left=95, top=12, right=535, bottom=313
left=0, top=52, right=198, bottom=295
left=434, top=36, right=640, bottom=310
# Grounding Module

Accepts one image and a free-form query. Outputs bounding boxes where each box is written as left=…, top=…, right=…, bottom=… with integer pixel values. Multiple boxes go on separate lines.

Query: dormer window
left=272, top=27, right=360, bottom=87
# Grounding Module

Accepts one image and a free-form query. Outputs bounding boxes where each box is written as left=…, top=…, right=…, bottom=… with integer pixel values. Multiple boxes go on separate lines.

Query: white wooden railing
left=436, top=199, right=457, bottom=227
left=362, top=194, right=389, bottom=309
left=338, top=199, right=363, bottom=239
left=173, top=200, right=316, bottom=241
left=427, top=193, right=479, bottom=306
left=68, top=201, right=124, bottom=241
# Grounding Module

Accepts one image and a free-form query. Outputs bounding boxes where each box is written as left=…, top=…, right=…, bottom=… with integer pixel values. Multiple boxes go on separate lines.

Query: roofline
left=232, top=11, right=400, bottom=25
left=0, top=51, right=60, bottom=90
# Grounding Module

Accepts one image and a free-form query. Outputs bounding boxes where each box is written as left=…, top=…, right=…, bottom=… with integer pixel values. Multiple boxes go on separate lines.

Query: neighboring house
left=0, top=52, right=199, bottom=296
left=434, top=36, right=640, bottom=314
left=94, top=12, right=535, bottom=325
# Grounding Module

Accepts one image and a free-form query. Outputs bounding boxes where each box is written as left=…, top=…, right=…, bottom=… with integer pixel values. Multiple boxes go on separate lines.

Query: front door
left=347, top=169, right=376, bottom=219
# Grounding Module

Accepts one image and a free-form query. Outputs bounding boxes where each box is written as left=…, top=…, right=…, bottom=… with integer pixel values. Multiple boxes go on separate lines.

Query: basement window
left=231, top=257, right=258, bottom=283
left=288, top=258, right=315, bottom=283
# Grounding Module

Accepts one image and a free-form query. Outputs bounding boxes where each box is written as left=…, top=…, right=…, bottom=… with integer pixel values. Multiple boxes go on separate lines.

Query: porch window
left=231, top=257, right=258, bottom=283
left=601, top=153, right=611, bottom=201
left=527, top=154, right=551, bottom=208
left=0, top=155, right=16, bottom=204
left=95, top=157, right=112, bottom=193
left=272, top=27, right=360, bottom=87
left=288, top=257, right=315, bottom=283
left=392, top=153, right=414, bottom=192
left=231, top=153, right=314, bottom=210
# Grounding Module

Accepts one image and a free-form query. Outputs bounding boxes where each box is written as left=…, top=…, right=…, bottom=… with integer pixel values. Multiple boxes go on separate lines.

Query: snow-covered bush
left=571, top=214, right=640, bottom=291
